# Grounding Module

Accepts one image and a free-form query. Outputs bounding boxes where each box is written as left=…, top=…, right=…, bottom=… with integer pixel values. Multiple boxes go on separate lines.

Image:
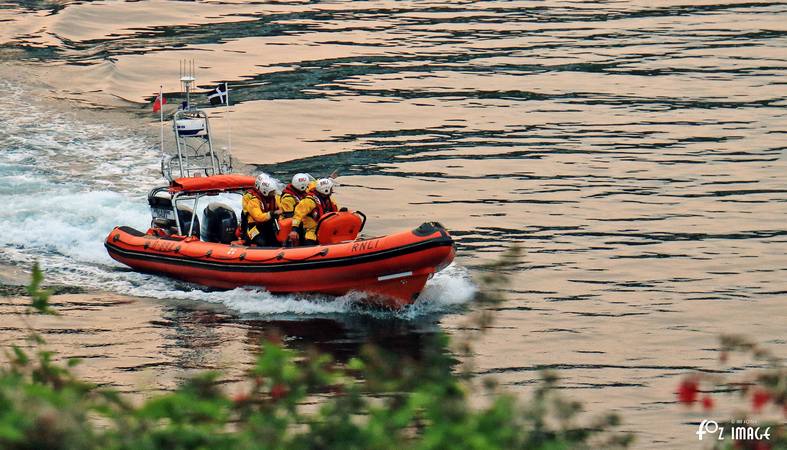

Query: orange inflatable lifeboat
left=104, top=175, right=456, bottom=308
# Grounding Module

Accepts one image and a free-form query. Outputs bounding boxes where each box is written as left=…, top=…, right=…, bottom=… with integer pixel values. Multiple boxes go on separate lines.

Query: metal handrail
left=171, top=109, right=221, bottom=179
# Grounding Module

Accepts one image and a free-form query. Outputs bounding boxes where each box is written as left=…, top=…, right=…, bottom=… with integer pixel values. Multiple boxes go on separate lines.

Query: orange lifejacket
left=307, top=192, right=337, bottom=221
left=282, top=184, right=305, bottom=201
left=281, top=184, right=306, bottom=218
left=241, top=189, right=278, bottom=242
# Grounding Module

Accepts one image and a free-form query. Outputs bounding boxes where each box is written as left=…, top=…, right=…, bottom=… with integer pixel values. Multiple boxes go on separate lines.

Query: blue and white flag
left=207, top=84, right=228, bottom=106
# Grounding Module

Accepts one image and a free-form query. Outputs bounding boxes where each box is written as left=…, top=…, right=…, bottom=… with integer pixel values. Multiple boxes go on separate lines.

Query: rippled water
left=1, top=1, right=786, bottom=447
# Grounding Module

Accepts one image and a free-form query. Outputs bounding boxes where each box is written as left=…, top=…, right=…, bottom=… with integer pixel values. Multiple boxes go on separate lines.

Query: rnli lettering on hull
left=150, top=240, right=179, bottom=252
left=351, top=239, right=380, bottom=252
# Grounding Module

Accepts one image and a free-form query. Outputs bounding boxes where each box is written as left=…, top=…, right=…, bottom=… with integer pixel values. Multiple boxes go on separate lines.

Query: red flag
left=153, top=93, right=166, bottom=113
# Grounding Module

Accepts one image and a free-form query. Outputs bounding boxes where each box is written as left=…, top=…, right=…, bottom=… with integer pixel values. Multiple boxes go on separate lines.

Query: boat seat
left=176, top=204, right=200, bottom=238
left=316, top=211, right=366, bottom=245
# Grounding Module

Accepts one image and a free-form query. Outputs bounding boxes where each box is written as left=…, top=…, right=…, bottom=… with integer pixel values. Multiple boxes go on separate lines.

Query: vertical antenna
left=225, top=82, right=232, bottom=165
left=159, top=84, right=164, bottom=158
left=180, top=59, right=196, bottom=110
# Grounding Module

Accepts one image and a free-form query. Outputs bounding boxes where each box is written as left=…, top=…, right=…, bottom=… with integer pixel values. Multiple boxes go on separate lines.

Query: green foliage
left=0, top=253, right=633, bottom=449
left=25, top=262, right=56, bottom=315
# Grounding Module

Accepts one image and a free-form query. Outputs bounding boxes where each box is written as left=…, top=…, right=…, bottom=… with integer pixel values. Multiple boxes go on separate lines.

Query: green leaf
left=347, top=357, right=364, bottom=371
left=26, top=261, right=55, bottom=315
left=12, top=345, right=29, bottom=365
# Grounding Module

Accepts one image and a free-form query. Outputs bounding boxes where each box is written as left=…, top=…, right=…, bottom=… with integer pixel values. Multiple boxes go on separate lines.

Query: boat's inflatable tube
left=105, top=222, right=455, bottom=308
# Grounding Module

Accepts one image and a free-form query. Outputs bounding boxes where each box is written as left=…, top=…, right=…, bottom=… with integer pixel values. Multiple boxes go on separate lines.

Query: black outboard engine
left=148, top=187, right=200, bottom=238
left=204, top=202, right=237, bottom=244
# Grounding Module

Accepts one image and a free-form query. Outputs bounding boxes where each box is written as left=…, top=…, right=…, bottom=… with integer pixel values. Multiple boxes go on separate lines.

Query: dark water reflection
left=221, top=310, right=440, bottom=364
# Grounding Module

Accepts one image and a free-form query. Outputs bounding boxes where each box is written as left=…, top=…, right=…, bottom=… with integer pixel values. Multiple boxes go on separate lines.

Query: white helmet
left=315, top=178, right=334, bottom=196
left=291, top=173, right=310, bottom=192
left=255, top=174, right=276, bottom=196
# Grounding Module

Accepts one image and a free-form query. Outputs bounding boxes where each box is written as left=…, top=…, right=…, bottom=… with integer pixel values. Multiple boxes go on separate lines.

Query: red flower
left=677, top=379, right=699, bottom=405
left=751, top=389, right=771, bottom=413
left=232, top=392, right=250, bottom=404
left=266, top=332, right=283, bottom=345
left=270, top=383, right=288, bottom=400
left=702, top=395, right=714, bottom=411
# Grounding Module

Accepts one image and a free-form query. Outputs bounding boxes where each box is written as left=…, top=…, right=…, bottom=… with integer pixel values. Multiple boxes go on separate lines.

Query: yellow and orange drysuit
left=291, top=191, right=338, bottom=244
left=279, top=180, right=317, bottom=217
left=241, top=190, right=281, bottom=246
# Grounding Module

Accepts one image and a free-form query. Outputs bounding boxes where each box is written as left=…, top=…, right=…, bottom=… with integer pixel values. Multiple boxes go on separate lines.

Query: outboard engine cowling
left=148, top=188, right=175, bottom=228
left=204, top=202, right=237, bottom=244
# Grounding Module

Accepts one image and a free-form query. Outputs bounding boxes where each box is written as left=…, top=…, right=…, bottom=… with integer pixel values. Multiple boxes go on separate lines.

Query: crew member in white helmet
left=241, top=174, right=282, bottom=247
left=280, top=173, right=314, bottom=218
left=289, top=178, right=339, bottom=246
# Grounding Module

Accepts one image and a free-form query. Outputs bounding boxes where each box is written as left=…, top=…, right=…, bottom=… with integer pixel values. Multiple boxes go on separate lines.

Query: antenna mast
left=161, top=60, right=224, bottom=180
left=180, top=59, right=196, bottom=110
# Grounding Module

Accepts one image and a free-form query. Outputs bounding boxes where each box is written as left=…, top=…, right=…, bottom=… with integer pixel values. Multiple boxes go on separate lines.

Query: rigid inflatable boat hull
left=105, top=223, right=455, bottom=308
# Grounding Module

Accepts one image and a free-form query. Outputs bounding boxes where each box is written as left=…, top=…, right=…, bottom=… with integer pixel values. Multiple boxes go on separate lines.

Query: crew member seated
left=280, top=173, right=314, bottom=246
left=241, top=174, right=282, bottom=247
left=280, top=173, right=314, bottom=217
left=289, top=178, right=340, bottom=246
